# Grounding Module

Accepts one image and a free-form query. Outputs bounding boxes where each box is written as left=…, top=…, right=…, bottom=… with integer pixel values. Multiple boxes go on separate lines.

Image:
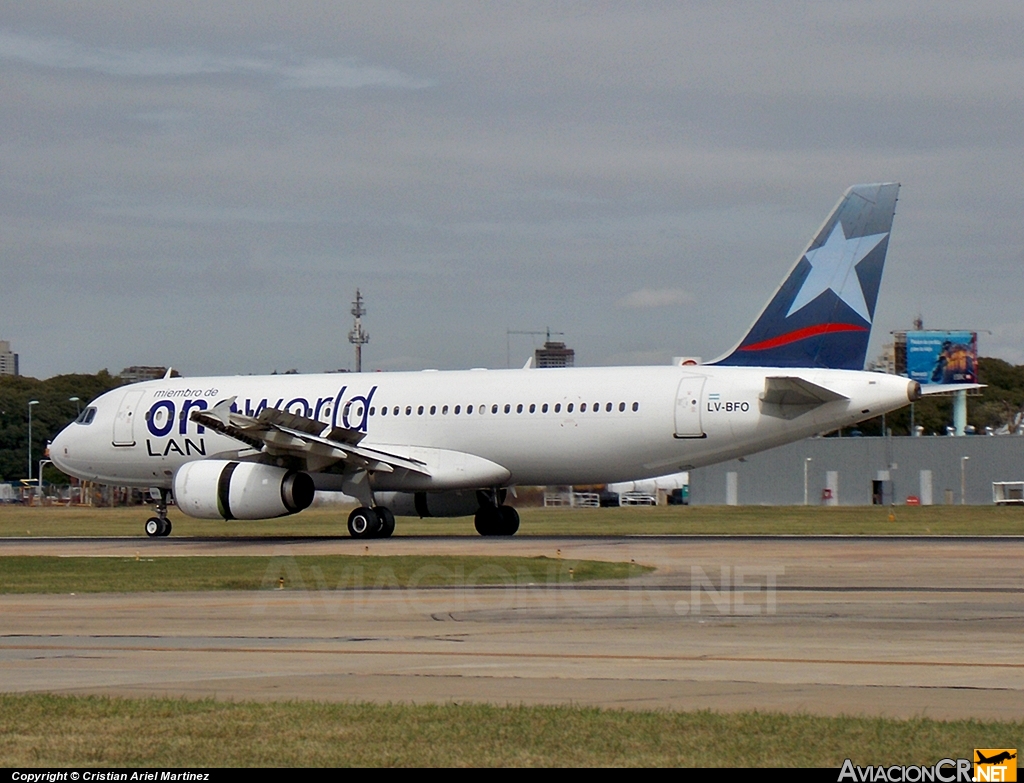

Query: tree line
left=0, top=371, right=123, bottom=482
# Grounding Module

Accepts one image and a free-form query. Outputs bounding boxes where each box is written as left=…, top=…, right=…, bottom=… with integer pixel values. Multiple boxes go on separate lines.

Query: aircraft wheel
left=160, top=519, right=172, bottom=537
left=474, top=506, right=502, bottom=536
left=374, top=507, right=396, bottom=538
left=348, top=506, right=381, bottom=539
left=498, top=506, right=520, bottom=536
left=145, top=517, right=162, bottom=538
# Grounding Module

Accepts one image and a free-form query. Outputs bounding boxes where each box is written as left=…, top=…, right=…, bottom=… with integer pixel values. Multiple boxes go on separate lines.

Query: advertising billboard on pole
left=906, top=331, right=978, bottom=385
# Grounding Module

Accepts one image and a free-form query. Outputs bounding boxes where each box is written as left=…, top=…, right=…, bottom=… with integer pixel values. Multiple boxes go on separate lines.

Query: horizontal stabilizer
left=758, top=376, right=848, bottom=420
left=760, top=376, right=849, bottom=407
left=919, top=383, right=985, bottom=396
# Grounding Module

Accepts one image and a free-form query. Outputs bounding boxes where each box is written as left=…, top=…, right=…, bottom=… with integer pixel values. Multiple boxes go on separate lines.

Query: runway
left=2, top=536, right=1022, bottom=719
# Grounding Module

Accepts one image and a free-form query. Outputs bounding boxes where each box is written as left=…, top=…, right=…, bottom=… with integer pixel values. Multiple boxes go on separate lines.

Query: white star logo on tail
left=786, top=222, right=889, bottom=322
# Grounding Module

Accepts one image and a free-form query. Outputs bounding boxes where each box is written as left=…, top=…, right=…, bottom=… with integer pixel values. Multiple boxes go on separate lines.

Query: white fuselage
left=50, top=365, right=915, bottom=491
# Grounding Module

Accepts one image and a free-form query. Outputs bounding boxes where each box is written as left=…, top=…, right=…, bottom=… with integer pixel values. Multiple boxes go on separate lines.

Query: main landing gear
left=474, top=489, right=519, bottom=536
left=145, top=488, right=172, bottom=538
left=347, top=506, right=396, bottom=539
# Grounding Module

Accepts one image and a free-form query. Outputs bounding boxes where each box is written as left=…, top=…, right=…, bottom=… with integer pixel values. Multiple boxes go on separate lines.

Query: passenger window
left=632, top=402, right=639, bottom=412
left=369, top=407, right=375, bottom=416
left=504, top=404, right=511, bottom=414
left=381, top=407, right=388, bottom=416
left=593, top=402, right=599, bottom=411
left=541, top=403, right=548, bottom=413
left=442, top=405, right=449, bottom=414
left=619, top=402, right=625, bottom=412
left=554, top=403, right=561, bottom=413
left=567, top=403, right=574, bottom=413
left=418, top=405, right=424, bottom=415
left=529, top=403, right=536, bottom=413
left=393, top=406, right=399, bottom=416
left=492, top=404, right=498, bottom=414
left=580, top=403, right=587, bottom=412
left=405, top=406, right=412, bottom=416
left=516, top=404, right=523, bottom=413
left=430, top=405, right=436, bottom=415
left=357, top=407, right=364, bottom=417
left=454, top=405, right=461, bottom=414
left=606, top=402, right=612, bottom=412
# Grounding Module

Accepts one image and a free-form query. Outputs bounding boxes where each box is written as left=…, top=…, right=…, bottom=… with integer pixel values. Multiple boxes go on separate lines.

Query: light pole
left=803, top=457, right=812, bottom=505
left=69, top=397, right=81, bottom=417
left=27, top=400, right=39, bottom=484
left=960, top=456, right=969, bottom=505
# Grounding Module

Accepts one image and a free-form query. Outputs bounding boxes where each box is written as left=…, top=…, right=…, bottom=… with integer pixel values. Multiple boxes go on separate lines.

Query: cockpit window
left=76, top=407, right=97, bottom=425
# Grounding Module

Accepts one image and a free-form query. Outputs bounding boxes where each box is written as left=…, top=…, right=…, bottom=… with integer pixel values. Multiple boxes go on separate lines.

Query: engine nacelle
left=174, top=460, right=315, bottom=520
left=375, top=490, right=481, bottom=518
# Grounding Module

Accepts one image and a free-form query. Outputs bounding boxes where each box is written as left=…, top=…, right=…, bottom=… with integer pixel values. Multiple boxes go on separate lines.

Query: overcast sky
left=2, top=2, right=1023, bottom=379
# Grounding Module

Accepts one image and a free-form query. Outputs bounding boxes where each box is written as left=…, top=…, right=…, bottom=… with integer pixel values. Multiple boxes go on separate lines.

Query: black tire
left=160, top=519, right=172, bottom=537
left=374, top=507, right=396, bottom=538
left=145, top=517, right=162, bottom=537
left=348, top=506, right=381, bottom=539
left=498, top=505, right=520, bottom=536
left=474, top=506, right=502, bottom=536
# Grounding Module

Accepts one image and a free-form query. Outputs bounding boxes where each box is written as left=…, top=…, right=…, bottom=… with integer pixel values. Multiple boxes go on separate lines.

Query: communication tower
left=348, top=289, right=369, bottom=372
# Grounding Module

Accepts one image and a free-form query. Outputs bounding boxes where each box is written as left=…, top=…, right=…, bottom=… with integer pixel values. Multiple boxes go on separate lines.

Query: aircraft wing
left=190, top=397, right=430, bottom=475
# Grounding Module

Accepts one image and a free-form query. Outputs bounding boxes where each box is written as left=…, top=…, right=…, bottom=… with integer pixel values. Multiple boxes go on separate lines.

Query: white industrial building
left=689, top=435, right=1024, bottom=506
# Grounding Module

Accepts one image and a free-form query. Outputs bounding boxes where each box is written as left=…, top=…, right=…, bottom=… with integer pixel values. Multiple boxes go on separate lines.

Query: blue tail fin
left=712, top=182, right=900, bottom=370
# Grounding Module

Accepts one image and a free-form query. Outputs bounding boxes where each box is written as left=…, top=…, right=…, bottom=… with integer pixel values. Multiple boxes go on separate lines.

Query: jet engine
left=374, top=490, right=481, bottom=518
left=174, top=460, right=315, bottom=520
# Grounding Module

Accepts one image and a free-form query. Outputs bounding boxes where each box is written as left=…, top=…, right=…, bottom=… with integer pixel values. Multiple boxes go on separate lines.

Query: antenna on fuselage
left=348, top=289, right=369, bottom=372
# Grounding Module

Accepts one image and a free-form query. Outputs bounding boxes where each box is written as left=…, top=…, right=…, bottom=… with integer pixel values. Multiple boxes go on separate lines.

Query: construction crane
left=506, top=328, right=564, bottom=368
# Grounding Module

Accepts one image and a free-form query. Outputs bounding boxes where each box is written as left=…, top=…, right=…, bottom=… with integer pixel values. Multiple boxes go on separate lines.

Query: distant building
left=120, top=366, right=179, bottom=384
left=0, top=340, right=19, bottom=376
left=535, top=340, right=574, bottom=368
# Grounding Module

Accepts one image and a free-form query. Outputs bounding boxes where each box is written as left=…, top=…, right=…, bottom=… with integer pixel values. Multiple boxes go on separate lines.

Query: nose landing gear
left=145, top=488, right=172, bottom=538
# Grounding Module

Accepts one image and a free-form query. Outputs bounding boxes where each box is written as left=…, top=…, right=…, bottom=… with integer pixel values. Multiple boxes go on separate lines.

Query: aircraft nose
left=49, top=426, right=74, bottom=474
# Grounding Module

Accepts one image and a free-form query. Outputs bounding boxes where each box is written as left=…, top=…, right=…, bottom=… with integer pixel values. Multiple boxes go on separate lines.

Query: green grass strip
left=0, top=694, right=1021, bottom=767
left=2, top=504, right=1024, bottom=538
left=0, top=554, right=650, bottom=593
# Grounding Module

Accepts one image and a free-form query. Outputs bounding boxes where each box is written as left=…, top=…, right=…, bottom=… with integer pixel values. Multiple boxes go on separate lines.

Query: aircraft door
left=674, top=374, right=706, bottom=438
left=112, top=389, right=145, bottom=446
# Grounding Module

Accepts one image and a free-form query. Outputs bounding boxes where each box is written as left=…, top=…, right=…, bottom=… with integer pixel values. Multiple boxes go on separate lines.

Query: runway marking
left=4, top=642, right=1024, bottom=670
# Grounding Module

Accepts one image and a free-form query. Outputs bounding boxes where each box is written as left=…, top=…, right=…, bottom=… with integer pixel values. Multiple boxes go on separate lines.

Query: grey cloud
left=0, top=28, right=433, bottom=89
left=617, top=289, right=693, bottom=309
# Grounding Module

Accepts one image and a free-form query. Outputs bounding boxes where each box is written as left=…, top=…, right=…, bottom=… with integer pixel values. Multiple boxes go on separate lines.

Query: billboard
left=906, top=331, right=977, bottom=385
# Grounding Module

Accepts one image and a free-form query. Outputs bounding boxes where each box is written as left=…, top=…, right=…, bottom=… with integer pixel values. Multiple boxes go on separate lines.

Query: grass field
left=1, top=695, right=1021, bottom=767
left=0, top=554, right=650, bottom=593
left=1, top=502, right=1022, bottom=537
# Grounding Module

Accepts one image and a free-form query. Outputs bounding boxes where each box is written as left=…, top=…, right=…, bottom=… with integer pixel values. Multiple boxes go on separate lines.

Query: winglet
left=712, top=183, right=900, bottom=370
left=204, top=396, right=236, bottom=426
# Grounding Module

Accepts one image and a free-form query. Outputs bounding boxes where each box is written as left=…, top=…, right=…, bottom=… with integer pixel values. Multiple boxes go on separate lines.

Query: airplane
left=976, top=751, right=1016, bottom=765
left=52, top=182, right=933, bottom=539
